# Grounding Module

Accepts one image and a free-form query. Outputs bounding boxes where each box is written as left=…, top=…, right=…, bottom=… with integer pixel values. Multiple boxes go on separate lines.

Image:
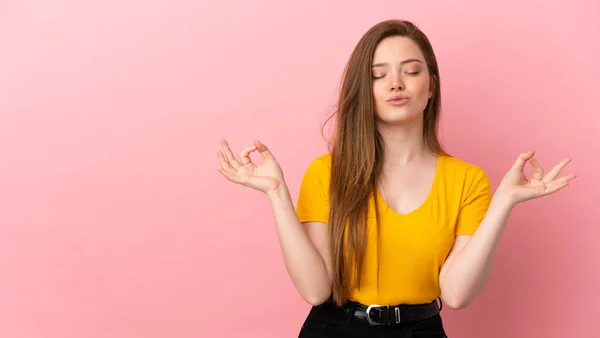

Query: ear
left=428, top=75, right=437, bottom=99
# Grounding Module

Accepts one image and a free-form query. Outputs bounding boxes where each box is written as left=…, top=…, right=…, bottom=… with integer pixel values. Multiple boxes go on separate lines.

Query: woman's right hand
left=217, top=139, right=286, bottom=194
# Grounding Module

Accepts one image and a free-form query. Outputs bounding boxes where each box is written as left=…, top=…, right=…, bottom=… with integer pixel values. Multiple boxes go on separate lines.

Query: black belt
left=346, top=299, right=442, bottom=326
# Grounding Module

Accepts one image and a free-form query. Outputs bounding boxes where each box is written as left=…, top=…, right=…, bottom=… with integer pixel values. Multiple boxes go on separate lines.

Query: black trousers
left=298, top=301, right=448, bottom=338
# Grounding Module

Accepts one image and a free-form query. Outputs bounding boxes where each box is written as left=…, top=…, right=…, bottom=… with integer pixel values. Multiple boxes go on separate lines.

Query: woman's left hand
left=497, top=151, right=577, bottom=206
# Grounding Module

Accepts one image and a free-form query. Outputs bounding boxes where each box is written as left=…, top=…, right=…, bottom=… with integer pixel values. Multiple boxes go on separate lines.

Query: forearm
left=440, top=192, right=515, bottom=308
left=267, top=186, right=331, bottom=305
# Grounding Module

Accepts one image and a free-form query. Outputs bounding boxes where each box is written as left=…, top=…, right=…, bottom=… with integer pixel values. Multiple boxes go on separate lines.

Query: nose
left=389, top=74, right=404, bottom=91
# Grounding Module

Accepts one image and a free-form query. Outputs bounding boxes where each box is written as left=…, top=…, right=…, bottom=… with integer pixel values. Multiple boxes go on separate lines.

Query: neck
left=376, top=120, right=433, bottom=167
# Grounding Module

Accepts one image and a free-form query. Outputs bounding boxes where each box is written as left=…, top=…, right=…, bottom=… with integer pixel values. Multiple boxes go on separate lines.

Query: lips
left=387, top=95, right=409, bottom=101
left=387, top=95, right=409, bottom=106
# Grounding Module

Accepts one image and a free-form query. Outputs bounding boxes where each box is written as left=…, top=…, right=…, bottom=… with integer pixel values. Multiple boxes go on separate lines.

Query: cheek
left=373, top=83, right=387, bottom=103
left=421, top=79, right=433, bottom=97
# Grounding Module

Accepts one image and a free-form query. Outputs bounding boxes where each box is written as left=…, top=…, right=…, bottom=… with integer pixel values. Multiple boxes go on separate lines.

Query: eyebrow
left=371, top=59, right=422, bottom=68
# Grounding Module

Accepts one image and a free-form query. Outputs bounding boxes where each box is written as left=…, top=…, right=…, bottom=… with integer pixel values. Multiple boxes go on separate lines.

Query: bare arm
left=439, top=151, right=576, bottom=309
left=216, top=139, right=332, bottom=305
left=268, top=186, right=333, bottom=305
left=438, top=193, right=513, bottom=309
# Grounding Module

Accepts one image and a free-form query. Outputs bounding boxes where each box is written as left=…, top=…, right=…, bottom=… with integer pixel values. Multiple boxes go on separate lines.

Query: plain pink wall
left=1, top=1, right=598, bottom=337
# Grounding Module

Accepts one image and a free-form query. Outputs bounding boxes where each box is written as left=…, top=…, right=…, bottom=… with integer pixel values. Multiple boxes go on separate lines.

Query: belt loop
left=437, top=297, right=443, bottom=311
left=344, top=303, right=356, bottom=327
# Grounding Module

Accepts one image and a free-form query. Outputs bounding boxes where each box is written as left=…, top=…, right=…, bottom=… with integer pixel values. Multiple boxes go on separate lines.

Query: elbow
left=301, top=289, right=331, bottom=306
left=445, top=298, right=470, bottom=310
left=441, top=294, right=472, bottom=310
left=440, top=279, right=478, bottom=310
left=299, top=277, right=333, bottom=306
left=440, top=287, right=472, bottom=310
left=305, top=296, right=328, bottom=306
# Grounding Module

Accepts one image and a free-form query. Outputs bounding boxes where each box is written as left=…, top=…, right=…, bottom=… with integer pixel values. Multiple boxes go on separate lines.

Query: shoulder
left=298, top=153, right=332, bottom=189
left=303, top=153, right=332, bottom=176
left=439, top=154, right=491, bottom=195
left=297, top=154, right=332, bottom=205
left=309, top=153, right=332, bottom=167
left=440, top=154, right=487, bottom=179
left=439, top=155, right=492, bottom=205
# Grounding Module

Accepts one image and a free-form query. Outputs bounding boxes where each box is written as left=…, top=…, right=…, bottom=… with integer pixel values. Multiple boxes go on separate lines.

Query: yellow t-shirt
left=295, top=153, right=492, bottom=305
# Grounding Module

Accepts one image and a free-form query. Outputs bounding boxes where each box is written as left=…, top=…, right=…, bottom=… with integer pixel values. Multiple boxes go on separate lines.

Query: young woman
left=216, top=19, right=576, bottom=338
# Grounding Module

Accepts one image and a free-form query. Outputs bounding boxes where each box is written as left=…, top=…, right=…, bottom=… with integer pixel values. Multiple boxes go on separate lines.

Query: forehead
left=372, top=36, right=425, bottom=63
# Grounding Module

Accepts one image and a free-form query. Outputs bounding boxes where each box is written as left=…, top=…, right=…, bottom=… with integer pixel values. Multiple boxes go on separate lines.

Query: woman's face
left=371, top=36, right=433, bottom=126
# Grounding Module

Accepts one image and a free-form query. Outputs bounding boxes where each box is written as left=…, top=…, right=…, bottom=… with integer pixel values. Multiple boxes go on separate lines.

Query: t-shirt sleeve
left=455, top=168, right=492, bottom=235
left=295, top=157, right=330, bottom=224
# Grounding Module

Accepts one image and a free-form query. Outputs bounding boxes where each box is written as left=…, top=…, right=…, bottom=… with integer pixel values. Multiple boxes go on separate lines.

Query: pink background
left=1, top=1, right=598, bottom=337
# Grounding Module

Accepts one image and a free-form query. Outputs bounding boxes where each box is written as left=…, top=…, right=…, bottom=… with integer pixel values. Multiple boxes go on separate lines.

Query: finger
left=240, top=146, right=257, bottom=165
left=543, top=180, right=570, bottom=195
left=528, top=158, right=544, bottom=181
left=217, top=151, right=234, bottom=171
left=543, top=173, right=576, bottom=195
left=221, top=139, right=241, bottom=169
left=512, top=151, right=535, bottom=171
left=543, top=158, right=571, bottom=183
left=254, top=140, right=274, bottom=159
left=217, top=168, right=241, bottom=184
left=550, top=173, right=577, bottom=186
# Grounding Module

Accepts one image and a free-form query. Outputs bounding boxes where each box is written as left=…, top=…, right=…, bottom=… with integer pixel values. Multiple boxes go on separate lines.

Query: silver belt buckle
left=365, top=304, right=384, bottom=326
left=365, top=304, right=401, bottom=325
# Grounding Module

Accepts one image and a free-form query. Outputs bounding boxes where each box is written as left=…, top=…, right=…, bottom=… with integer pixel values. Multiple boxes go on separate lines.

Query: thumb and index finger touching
left=253, top=140, right=274, bottom=159
left=512, top=150, right=544, bottom=179
left=512, top=151, right=536, bottom=172
left=218, top=139, right=275, bottom=163
left=511, top=151, right=576, bottom=186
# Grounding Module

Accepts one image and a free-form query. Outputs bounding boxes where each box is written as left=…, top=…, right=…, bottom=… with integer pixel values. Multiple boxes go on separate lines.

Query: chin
left=376, top=110, right=421, bottom=125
